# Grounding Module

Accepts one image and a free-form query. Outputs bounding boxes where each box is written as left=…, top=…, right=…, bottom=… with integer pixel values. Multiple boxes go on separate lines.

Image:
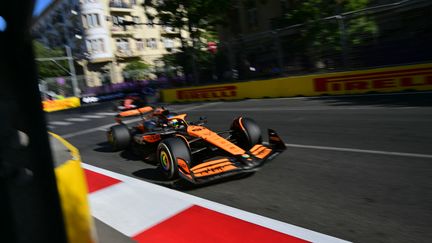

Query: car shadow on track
left=93, top=143, right=157, bottom=164
left=132, top=168, right=180, bottom=188
left=93, top=142, right=116, bottom=153
left=119, top=149, right=144, bottom=161
left=132, top=168, right=255, bottom=191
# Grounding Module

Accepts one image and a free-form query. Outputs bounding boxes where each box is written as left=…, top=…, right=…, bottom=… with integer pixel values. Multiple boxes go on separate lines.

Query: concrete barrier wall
left=50, top=133, right=97, bottom=243
left=161, top=63, right=432, bottom=103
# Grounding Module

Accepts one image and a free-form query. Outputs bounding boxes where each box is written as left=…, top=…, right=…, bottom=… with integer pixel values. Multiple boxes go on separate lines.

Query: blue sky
left=34, top=0, right=53, bottom=16
left=0, top=0, right=52, bottom=31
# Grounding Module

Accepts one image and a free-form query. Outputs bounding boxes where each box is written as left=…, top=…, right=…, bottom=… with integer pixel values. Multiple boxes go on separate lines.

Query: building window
left=86, top=15, right=93, bottom=27
left=146, top=38, right=157, bottom=49
left=86, top=39, right=105, bottom=54
left=86, top=40, right=92, bottom=53
left=85, top=14, right=101, bottom=28
left=112, top=15, right=120, bottom=25
left=133, top=16, right=140, bottom=28
left=94, top=14, right=100, bottom=26
left=136, top=38, right=144, bottom=51
left=147, top=18, right=154, bottom=28
left=98, top=39, right=105, bottom=52
left=162, top=38, right=174, bottom=50
left=110, top=0, right=131, bottom=8
left=91, top=40, right=98, bottom=53
left=116, top=38, right=130, bottom=52
left=82, top=15, right=88, bottom=28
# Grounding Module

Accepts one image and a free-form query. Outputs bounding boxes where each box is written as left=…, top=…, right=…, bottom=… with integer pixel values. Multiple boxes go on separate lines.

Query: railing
left=109, top=1, right=131, bottom=9
left=111, top=25, right=133, bottom=35
left=115, top=48, right=138, bottom=58
left=210, top=0, right=432, bottom=83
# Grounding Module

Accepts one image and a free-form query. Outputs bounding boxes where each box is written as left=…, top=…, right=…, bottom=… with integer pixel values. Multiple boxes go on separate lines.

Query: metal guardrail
left=182, top=0, right=432, bottom=85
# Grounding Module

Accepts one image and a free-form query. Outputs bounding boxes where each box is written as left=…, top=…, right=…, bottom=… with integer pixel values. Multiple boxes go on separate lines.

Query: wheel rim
left=160, top=150, right=171, bottom=171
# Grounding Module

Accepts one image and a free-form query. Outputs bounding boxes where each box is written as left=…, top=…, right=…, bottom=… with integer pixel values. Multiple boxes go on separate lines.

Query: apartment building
left=32, top=0, right=182, bottom=87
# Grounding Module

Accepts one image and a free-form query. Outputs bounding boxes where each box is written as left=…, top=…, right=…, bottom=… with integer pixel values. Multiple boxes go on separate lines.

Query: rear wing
left=116, top=106, right=153, bottom=118
left=115, top=106, right=154, bottom=124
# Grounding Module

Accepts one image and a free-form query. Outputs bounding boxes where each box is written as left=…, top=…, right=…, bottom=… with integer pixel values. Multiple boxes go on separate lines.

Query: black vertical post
left=0, top=2, right=68, bottom=243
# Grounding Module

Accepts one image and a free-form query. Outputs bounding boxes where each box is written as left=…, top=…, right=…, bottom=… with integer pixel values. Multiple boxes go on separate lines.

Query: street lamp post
left=65, top=45, right=79, bottom=97
left=336, top=0, right=348, bottom=67
left=336, top=15, right=348, bottom=68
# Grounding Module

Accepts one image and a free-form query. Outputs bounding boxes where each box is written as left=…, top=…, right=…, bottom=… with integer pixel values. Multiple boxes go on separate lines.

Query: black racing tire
left=107, top=124, right=131, bottom=151
left=231, top=117, right=262, bottom=150
left=157, top=137, right=191, bottom=180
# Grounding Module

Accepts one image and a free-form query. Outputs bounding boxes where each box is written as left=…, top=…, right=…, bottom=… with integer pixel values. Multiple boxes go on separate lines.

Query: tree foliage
left=143, top=0, right=230, bottom=47
left=33, top=41, right=69, bottom=78
left=142, top=0, right=231, bottom=82
left=123, top=60, right=151, bottom=80
left=123, top=60, right=150, bottom=71
left=279, top=0, right=378, bottom=52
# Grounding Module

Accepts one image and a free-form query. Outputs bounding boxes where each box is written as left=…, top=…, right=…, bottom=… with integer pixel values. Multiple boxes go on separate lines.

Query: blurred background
left=28, top=0, right=432, bottom=100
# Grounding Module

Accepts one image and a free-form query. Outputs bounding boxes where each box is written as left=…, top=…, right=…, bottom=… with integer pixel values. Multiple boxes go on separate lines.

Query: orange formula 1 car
left=107, top=106, right=286, bottom=184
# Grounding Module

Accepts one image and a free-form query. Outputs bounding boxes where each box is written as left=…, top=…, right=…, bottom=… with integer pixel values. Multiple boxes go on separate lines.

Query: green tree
left=142, top=0, right=231, bottom=83
left=123, top=60, right=151, bottom=80
left=33, top=41, right=69, bottom=78
left=277, top=0, right=378, bottom=66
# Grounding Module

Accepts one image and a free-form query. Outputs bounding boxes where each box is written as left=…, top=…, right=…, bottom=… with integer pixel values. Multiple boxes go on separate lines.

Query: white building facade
left=33, top=0, right=182, bottom=87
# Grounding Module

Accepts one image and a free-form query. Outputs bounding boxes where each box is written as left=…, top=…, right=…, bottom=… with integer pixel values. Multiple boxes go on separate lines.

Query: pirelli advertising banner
left=161, top=63, right=432, bottom=103
left=43, top=97, right=81, bottom=112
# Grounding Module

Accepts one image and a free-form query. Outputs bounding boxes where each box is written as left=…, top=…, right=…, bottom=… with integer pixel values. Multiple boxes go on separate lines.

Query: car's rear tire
left=231, top=117, right=262, bottom=150
left=157, top=137, right=191, bottom=180
left=107, top=124, right=131, bottom=151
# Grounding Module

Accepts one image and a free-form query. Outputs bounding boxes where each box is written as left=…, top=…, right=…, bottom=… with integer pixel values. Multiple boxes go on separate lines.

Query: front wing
left=176, top=129, right=286, bottom=184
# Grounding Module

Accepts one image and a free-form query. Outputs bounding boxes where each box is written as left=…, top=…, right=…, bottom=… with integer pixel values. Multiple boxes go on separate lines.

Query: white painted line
left=81, top=115, right=104, bottom=119
left=62, top=118, right=143, bottom=138
left=49, top=121, right=73, bottom=126
left=284, top=143, right=432, bottom=159
left=65, top=118, right=90, bottom=122
left=62, top=122, right=119, bottom=138
left=83, top=163, right=349, bottom=243
left=96, top=112, right=118, bottom=116
left=174, top=101, right=222, bottom=112
left=247, top=97, right=308, bottom=101
left=61, top=103, right=221, bottom=139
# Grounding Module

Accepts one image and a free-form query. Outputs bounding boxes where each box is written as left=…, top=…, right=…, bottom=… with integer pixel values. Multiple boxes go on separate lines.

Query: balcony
left=160, top=26, right=178, bottom=34
left=111, top=26, right=133, bottom=36
left=109, top=1, right=133, bottom=12
left=115, top=48, right=140, bottom=59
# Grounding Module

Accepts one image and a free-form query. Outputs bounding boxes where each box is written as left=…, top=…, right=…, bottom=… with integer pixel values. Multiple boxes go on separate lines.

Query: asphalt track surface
left=47, top=92, right=432, bottom=243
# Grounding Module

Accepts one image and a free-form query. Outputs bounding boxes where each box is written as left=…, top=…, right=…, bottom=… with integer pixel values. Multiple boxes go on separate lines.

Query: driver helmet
left=168, top=119, right=181, bottom=129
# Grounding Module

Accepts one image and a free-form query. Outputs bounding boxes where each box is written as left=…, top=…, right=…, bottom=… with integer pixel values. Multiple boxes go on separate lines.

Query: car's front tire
left=157, top=137, right=191, bottom=180
left=231, top=117, right=262, bottom=150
